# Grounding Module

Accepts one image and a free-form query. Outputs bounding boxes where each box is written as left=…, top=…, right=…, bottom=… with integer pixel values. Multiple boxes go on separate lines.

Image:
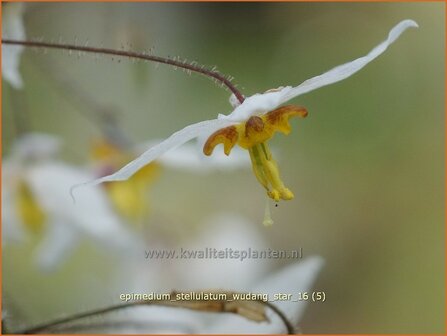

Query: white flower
left=2, top=2, right=26, bottom=89
left=52, top=213, right=323, bottom=333
left=75, top=19, right=418, bottom=202
left=106, top=257, right=323, bottom=334
left=204, top=256, right=324, bottom=334
left=180, top=215, right=323, bottom=333
left=2, top=133, right=141, bottom=271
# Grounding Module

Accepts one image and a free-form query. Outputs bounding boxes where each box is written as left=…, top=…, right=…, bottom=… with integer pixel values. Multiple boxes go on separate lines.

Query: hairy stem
left=2, top=39, right=245, bottom=104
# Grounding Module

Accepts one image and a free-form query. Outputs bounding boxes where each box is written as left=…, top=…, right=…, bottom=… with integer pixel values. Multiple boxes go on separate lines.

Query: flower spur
left=73, top=20, right=418, bottom=202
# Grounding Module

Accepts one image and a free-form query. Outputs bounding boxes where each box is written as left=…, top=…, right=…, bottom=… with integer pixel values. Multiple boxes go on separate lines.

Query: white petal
left=229, top=93, right=242, bottom=109
left=220, top=88, right=291, bottom=123
left=25, top=161, right=140, bottom=252
left=222, top=19, right=417, bottom=122
left=73, top=118, right=234, bottom=190
left=204, top=256, right=324, bottom=334
left=278, top=19, right=418, bottom=103
left=2, top=3, right=26, bottom=89
left=34, top=220, right=81, bottom=271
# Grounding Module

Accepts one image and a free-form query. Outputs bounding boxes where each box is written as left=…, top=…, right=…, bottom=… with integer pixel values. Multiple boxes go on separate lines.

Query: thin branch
left=17, top=301, right=143, bottom=334
left=2, top=39, right=246, bottom=104
left=262, top=301, right=295, bottom=334
left=15, top=297, right=295, bottom=334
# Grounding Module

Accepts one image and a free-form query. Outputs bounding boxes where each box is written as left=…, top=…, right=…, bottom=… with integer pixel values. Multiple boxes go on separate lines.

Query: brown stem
left=15, top=299, right=295, bottom=334
left=262, top=300, right=295, bottom=334
left=2, top=39, right=246, bottom=104
left=18, top=302, right=143, bottom=334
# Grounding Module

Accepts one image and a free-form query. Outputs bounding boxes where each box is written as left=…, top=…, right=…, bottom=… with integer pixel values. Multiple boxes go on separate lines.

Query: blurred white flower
left=66, top=256, right=323, bottom=334
left=2, top=2, right=26, bottom=89
left=90, top=137, right=162, bottom=225
left=2, top=133, right=140, bottom=271
left=204, top=256, right=324, bottom=334
left=90, top=136, right=249, bottom=224
left=106, top=214, right=323, bottom=334
left=120, top=213, right=270, bottom=294
left=79, top=20, right=418, bottom=202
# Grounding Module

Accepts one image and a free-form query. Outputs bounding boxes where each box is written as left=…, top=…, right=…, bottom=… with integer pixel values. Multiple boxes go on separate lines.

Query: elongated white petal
left=2, top=3, right=26, bottom=89
left=278, top=19, right=418, bottom=104
left=224, top=19, right=417, bottom=122
left=73, top=118, right=233, bottom=190
left=204, top=256, right=324, bottom=334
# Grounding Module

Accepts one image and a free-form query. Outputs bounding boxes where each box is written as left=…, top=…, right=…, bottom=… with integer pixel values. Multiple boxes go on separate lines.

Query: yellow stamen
left=248, top=142, right=294, bottom=201
left=203, top=105, right=307, bottom=202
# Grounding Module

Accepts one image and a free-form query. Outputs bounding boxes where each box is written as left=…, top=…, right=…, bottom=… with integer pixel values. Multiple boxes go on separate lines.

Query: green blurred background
left=2, top=2, right=445, bottom=334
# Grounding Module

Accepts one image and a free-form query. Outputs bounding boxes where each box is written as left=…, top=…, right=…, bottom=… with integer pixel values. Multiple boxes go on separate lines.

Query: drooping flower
left=75, top=20, right=418, bottom=202
left=2, top=133, right=140, bottom=271
left=1, top=2, right=26, bottom=89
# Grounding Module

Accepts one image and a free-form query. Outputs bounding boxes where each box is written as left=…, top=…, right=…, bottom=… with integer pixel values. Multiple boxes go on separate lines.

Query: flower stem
left=2, top=39, right=246, bottom=104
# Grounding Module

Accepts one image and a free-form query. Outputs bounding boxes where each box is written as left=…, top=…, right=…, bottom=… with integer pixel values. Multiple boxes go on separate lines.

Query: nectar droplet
left=263, top=200, right=274, bottom=227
